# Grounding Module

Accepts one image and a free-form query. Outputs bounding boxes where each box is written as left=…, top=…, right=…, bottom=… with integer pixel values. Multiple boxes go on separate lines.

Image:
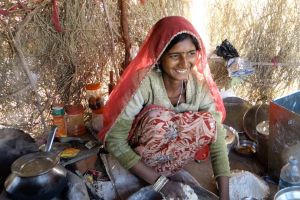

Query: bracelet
left=152, top=175, right=169, bottom=192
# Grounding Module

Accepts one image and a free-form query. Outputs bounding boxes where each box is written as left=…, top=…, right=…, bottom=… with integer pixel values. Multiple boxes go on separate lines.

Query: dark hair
left=164, top=33, right=200, bottom=53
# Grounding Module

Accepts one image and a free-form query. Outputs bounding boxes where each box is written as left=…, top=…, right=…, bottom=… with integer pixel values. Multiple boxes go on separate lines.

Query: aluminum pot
left=4, top=126, right=67, bottom=200
left=256, top=120, right=269, bottom=167
left=243, top=103, right=269, bottom=142
left=223, top=97, right=252, bottom=132
left=274, top=186, right=300, bottom=200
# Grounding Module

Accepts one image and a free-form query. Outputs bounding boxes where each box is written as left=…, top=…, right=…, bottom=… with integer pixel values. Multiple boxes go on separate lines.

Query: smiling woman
left=99, top=16, right=230, bottom=199
left=159, top=35, right=198, bottom=106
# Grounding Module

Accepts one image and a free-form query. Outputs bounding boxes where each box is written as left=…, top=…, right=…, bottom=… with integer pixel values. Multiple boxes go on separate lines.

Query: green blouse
left=105, top=69, right=230, bottom=178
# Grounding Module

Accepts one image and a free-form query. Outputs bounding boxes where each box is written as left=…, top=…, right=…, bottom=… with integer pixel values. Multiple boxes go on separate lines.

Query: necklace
left=176, top=80, right=184, bottom=111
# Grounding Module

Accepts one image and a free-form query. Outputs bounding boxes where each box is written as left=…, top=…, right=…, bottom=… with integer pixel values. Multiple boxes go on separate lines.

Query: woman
left=99, top=16, right=230, bottom=199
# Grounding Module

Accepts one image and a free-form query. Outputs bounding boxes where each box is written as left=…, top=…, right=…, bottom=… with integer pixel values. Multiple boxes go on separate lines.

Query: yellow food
left=60, top=148, right=80, bottom=158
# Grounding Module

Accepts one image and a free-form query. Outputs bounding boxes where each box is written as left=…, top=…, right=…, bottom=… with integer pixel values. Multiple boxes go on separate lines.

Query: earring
left=154, top=63, right=162, bottom=73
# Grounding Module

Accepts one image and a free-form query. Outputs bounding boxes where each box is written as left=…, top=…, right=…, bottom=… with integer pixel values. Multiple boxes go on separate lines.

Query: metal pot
left=256, top=120, right=270, bottom=167
left=274, top=186, right=300, bottom=200
left=223, top=97, right=252, bottom=132
left=4, top=126, right=67, bottom=200
left=243, top=103, right=269, bottom=142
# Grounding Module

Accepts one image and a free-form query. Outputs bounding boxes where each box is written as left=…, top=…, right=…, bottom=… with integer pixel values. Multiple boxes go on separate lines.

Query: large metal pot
left=4, top=126, right=67, bottom=200
left=256, top=120, right=269, bottom=167
left=243, top=103, right=269, bottom=142
left=223, top=97, right=252, bottom=132
left=274, top=186, right=300, bottom=200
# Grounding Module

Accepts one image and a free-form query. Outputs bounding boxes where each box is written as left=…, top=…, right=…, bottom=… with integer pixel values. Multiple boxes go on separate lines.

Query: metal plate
left=243, top=103, right=269, bottom=141
left=223, top=97, right=252, bottom=132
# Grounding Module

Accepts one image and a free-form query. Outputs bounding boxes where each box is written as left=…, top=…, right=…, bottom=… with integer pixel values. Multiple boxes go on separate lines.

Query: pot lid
left=11, top=152, right=59, bottom=177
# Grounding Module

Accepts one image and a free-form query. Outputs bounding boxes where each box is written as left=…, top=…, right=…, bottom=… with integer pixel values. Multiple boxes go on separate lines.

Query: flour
left=164, top=183, right=199, bottom=200
left=180, top=183, right=199, bottom=200
left=229, top=171, right=270, bottom=200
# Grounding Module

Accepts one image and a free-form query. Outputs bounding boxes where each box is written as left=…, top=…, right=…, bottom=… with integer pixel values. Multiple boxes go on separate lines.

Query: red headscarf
left=99, top=16, right=226, bottom=141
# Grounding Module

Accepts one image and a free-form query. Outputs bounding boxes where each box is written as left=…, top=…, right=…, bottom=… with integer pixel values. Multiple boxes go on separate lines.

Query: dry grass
left=0, top=0, right=183, bottom=137
left=1, top=0, right=299, bottom=137
left=208, top=0, right=300, bottom=103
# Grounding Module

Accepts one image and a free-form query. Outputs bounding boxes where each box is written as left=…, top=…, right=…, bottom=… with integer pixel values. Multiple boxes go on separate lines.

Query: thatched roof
left=0, top=0, right=299, bottom=137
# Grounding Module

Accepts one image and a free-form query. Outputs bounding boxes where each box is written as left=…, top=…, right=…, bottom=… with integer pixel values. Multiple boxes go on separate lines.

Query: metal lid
left=11, top=152, right=59, bottom=177
left=52, top=106, right=65, bottom=115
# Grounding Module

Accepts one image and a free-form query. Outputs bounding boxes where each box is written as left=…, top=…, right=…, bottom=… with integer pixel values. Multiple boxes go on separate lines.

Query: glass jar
left=65, top=104, right=86, bottom=136
left=86, top=83, right=104, bottom=110
left=91, top=107, right=104, bottom=132
left=51, top=106, right=67, bottom=137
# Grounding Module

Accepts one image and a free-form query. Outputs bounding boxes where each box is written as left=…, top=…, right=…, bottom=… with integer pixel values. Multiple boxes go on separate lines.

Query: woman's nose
left=179, top=55, right=189, bottom=68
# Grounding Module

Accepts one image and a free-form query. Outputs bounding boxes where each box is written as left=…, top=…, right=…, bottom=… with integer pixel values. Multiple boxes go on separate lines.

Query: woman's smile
left=175, top=69, right=188, bottom=73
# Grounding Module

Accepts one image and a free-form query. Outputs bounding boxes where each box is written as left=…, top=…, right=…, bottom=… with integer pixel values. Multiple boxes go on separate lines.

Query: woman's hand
left=159, top=179, right=188, bottom=200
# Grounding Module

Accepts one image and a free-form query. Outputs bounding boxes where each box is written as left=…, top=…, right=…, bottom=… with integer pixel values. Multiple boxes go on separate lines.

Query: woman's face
left=160, top=38, right=198, bottom=82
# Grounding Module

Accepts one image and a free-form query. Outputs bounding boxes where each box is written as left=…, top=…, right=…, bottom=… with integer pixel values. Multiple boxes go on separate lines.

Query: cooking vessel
left=223, top=125, right=237, bottom=152
left=4, top=126, right=67, bottom=200
left=274, top=186, right=300, bottom=200
left=223, top=97, right=252, bottom=132
left=234, top=139, right=257, bottom=156
left=256, top=120, right=269, bottom=166
left=128, top=184, right=218, bottom=200
left=243, top=103, right=269, bottom=142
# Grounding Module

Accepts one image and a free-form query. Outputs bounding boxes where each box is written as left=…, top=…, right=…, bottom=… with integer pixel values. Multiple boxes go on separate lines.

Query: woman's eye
left=188, top=51, right=196, bottom=56
left=169, top=54, right=179, bottom=59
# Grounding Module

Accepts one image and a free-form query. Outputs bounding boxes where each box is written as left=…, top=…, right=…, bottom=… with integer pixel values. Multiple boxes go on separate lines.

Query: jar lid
left=52, top=106, right=65, bottom=115
left=86, top=83, right=101, bottom=91
left=65, top=104, right=84, bottom=115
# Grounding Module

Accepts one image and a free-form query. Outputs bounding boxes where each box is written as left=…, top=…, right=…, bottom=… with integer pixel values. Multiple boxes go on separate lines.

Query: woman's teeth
left=176, top=69, right=187, bottom=73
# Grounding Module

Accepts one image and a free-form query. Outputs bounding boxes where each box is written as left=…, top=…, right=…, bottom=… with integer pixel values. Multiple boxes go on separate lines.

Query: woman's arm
left=129, top=160, right=160, bottom=184
left=217, top=176, right=229, bottom=200
left=196, top=80, right=230, bottom=199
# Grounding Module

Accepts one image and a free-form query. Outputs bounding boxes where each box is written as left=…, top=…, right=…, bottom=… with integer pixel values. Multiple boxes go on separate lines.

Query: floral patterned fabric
left=129, top=105, right=217, bottom=176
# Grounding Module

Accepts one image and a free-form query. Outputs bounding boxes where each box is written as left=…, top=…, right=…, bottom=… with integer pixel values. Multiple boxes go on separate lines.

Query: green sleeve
left=105, top=83, right=149, bottom=170
left=105, top=117, right=141, bottom=169
left=209, top=118, right=231, bottom=178
left=198, top=82, right=230, bottom=178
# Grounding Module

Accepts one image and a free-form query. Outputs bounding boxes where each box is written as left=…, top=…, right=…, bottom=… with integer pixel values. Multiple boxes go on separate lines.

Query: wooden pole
left=119, top=0, right=131, bottom=70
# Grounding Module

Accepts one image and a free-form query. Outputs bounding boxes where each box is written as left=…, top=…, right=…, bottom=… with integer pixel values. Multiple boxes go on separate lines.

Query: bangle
left=152, top=175, right=169, bottom=192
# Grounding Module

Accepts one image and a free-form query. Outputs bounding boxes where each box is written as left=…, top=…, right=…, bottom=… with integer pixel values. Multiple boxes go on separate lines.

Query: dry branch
left=7, top=0, right=51, bottom=133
